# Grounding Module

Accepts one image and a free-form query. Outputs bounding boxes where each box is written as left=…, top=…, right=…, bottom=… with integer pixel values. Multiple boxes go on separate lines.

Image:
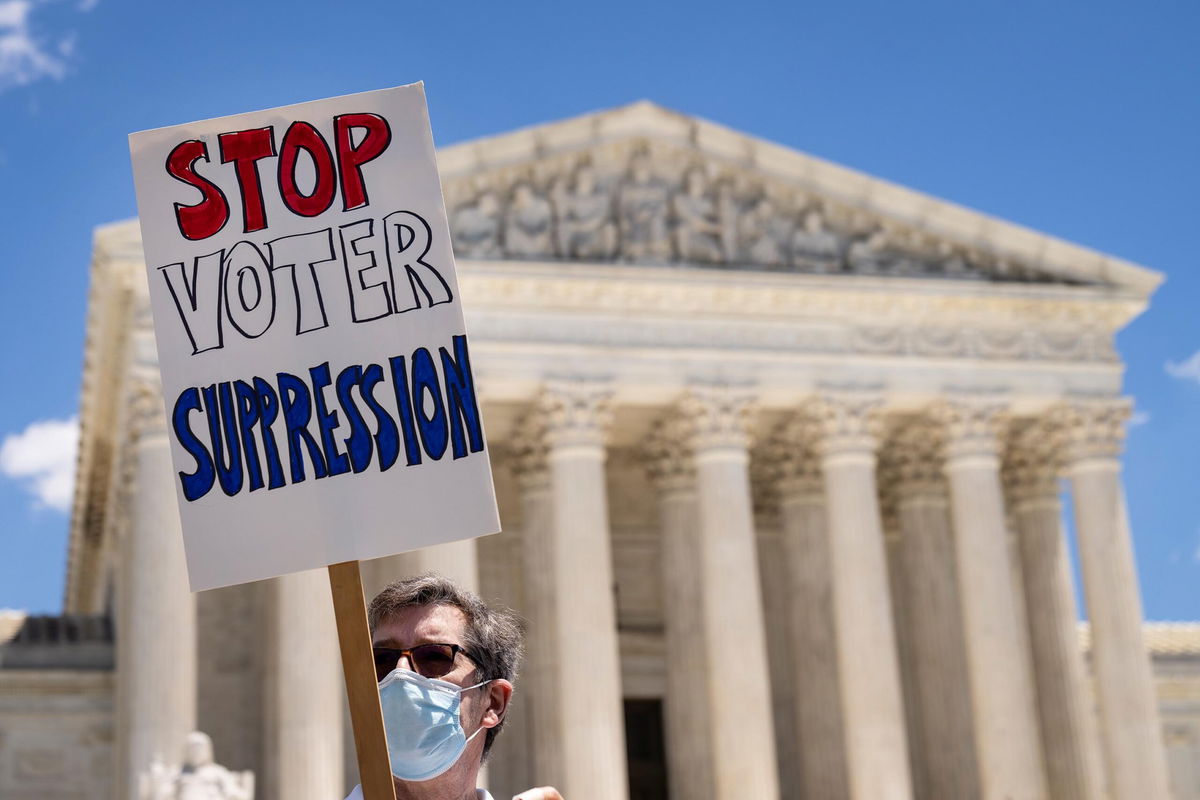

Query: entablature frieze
left=458, top=262, right=1144, bottom=330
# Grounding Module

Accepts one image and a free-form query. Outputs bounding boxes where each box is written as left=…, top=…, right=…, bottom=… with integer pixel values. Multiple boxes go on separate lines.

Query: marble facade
left=1, top=102, right=1195, bottom=799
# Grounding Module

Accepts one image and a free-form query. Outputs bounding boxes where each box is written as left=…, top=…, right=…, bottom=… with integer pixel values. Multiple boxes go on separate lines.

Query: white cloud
left=1166, top=350, right=1200, bottom=385
left=1129, top=410, right=1150, bottom=427
left=0, top=0, right=72, bottom=93
left=0, top=416, right=78, bottom=512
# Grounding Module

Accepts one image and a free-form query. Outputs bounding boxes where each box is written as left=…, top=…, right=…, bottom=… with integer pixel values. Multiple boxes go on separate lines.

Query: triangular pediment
left=438, top=101, right=1159, bottom=295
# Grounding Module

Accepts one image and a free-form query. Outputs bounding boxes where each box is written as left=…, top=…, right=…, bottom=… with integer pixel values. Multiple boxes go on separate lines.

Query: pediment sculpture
left=447, top=146, right=1072, bottom=285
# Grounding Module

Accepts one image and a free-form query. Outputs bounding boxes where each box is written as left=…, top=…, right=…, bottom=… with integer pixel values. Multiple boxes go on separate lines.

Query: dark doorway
left=625, top=698, right=669, bottom=800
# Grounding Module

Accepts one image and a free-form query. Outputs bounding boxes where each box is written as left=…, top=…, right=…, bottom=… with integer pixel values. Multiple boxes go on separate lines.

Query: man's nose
left=398, top=653, right=415, bottom=672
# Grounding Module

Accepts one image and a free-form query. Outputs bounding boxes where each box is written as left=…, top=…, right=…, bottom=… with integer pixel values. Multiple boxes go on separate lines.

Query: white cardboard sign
left=129, top=84, right=499, bottom=592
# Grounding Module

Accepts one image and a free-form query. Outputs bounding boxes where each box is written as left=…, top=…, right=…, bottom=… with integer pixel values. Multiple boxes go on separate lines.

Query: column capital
left=535, top=379, right=614, bottom=450
left=1003, top=420, right=1062, bottom=507
left=803, top=392, right=884, bottom=458
left=677, top=385, right=756, bottom=453
left=1048, top=397, right=1131, bottom=464
left=643, top=417, right=696, bottom=494
left=886, top=417, right=947, bottom=499
left=126, top=372, right=168, bottom=443
left=755, top=418, right=823, bottom=504
left=929, top=396, right=1010, bottom=461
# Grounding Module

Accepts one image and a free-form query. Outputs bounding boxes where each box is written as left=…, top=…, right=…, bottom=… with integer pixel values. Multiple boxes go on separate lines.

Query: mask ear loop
left=460, top=678, right=496, bottom=743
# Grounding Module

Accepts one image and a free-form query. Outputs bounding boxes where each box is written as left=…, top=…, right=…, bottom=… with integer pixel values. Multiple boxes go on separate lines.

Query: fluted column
left=1004, top=422, right=1104, bottom=800
left=362, top=541, right=480, bottom=600
left=115, top=379, right=197, bottom=800
left=510, top=426, right=561, bottom=790
left=933, top=399, right=1047, bottom=800
left=643, top=420, right=715, bottom=800
left=264, top=568, right=344, bottom=800
left=806, top=394, right=912, bottom=800
left=888, top=420, right=979, bottom=800
left=1053, top=400, right=1171, bottom=800
left=774, top=421, right=849, bottom=800
left=679, top=387, right=779, bottom=799
left=534, top=381, right=629, bottom=800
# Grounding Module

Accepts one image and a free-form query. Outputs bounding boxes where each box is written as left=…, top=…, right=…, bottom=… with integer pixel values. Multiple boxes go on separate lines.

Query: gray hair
left=368, top=573, right=524, bottom=757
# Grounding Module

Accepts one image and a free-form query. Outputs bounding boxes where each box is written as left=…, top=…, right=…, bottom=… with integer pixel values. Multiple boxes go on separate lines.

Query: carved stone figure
left=504, top=181, right=555, bottom=258
left=936, top=243, right=981, bottom=279
left=617, top=153, right=672, bottom=261
left=672, top=169, right=727, bottom=263
left=451, top=191, right=501, bottom=258
left=789, top=209, right=842, bottom=272
left=553, top=164, right=617, bottom=259
left=739, top=197, right=792, bottom=268
left=846, top=229, right=891, bottom=275
left=138, top=732, right=254, bottom=800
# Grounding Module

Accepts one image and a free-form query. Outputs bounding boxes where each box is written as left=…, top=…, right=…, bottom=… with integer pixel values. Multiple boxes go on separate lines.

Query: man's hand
left=512, top=788, right=564, bottom=800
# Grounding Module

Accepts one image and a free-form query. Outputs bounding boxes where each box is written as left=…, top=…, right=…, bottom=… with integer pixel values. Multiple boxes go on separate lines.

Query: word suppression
left=159, top=209, right=451, bottom=355
left=171, top=335, right=482, bottom=501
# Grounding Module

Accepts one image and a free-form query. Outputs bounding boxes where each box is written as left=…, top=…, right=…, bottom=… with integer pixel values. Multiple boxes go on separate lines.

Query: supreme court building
left=2, top=102, right=1199, bottom=800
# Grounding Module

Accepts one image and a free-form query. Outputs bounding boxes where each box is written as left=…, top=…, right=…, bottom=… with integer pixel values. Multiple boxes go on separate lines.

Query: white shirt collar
left=344, top=787, right=494, bottom=800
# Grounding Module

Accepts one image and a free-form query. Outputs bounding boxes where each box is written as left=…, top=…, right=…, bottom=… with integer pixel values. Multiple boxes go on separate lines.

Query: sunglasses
left=372, top=642, right=478, bottom=682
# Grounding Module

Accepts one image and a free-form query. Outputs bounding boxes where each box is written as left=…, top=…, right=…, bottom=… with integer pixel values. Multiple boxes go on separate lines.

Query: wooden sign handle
left=328, top=560, right=398, bottom=800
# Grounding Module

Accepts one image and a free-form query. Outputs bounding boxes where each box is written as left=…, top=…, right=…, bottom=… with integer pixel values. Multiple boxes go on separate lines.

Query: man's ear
left=482, top=679, right=513, bottom=729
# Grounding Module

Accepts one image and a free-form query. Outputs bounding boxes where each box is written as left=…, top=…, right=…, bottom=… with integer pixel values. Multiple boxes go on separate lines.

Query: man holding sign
left=130, top=85, right=547, bottom=800
left=343, top=574, right=563, bottom=800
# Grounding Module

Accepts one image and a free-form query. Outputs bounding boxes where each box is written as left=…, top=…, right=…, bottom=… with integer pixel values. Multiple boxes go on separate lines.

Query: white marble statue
left=451, top=190, right=502, bottom=258
left=138, top=732, right=254, bottom=800
left=553, top=164, right=617, bottom=259
left=617, top=152, right=672, bottom=261
left=846, top=228, right=892, bottom=275
left=672, top=168, right=727, bottom=263
left=504, top=181, right=555, bottom=258
left=739, top=196, right=792, bottom=267
left=789, top=209, right=842, bottom=272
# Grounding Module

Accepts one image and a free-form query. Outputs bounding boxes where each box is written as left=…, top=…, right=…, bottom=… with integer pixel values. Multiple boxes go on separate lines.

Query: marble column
left=115, top=380, right=197, bottom=800
left=933, top=399, right=1047, bottom=800
left=888, top=420, right=979, bottom=800
left=806, top=394, right=912, bottom=800
left=1053, top=400, right=1171, bottom=800
left=679, top=387, right=779, bottom=800
left=534, top=381, right=629, bottom=800
left=1004, top=422, right=1104, bottom=800
left=263, top=568, right=344, bottom=800
left=643, top=420, right=715, bottom=800
left=774, top=421, right=849, bottom=800
left=510, top=425, right=562, bottom=790
left=361, top=540, right=480, bottom=600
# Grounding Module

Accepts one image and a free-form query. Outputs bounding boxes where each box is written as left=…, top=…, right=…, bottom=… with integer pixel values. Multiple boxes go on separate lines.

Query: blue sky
left=0, top=0, right=1197, bottom=618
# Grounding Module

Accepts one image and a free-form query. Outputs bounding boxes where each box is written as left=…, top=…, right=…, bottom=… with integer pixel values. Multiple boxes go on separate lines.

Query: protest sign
left=131, top=83, right=497, bottom=800
left=129, top=83, right=500, bottom=593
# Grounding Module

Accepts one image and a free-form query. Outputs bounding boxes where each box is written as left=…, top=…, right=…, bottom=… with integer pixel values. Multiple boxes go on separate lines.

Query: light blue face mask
left=378, top=667, right=491, bottom=782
